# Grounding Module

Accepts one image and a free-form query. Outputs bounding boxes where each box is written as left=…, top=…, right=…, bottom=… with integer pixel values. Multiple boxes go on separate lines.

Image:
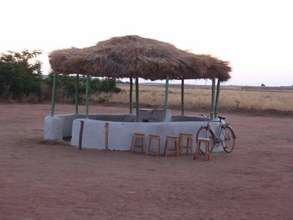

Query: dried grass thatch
left=49, top=35, right=231, bottom=81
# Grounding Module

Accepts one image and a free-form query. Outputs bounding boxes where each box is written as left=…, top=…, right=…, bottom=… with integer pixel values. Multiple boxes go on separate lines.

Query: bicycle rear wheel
left=222, top=125, right=236, bottom=153
left=195, top=126, right=215, bottom=155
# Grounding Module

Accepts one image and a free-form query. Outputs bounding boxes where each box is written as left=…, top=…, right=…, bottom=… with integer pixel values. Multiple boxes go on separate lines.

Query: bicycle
left=195, top=115, right=236, bottom=155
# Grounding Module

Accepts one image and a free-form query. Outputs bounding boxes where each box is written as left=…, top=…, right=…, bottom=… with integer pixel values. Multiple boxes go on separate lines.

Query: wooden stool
left=130, top=133, right=145, bottom=153
left=147, top=135, right=161, bottom=157
left=194, top=138, right=211, bottom=161
left=179, top=133, right=193, bottom=154
left=164, top=136, right=180, bottom=157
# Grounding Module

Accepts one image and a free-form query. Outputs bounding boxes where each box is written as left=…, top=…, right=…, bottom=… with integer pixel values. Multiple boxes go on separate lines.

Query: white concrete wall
left=43, top=116, right=64, bottom=140
left=71, top=119, right=222, bottom=153
left=43, top=114, right=91, bottom=140
left=43, top=113, right=136, bottom=141
left=43, top=110, right=172, bottom=141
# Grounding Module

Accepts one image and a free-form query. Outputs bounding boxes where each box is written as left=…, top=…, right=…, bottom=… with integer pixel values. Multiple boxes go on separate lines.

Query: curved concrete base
left=43, top=113, right=134, bottom=140
left=44, top=116, right=64, bottom=140
left=71, top=119, right=223, bottom=153
left=43, top=114, right=88, bottom=140
left=43, top=111, right=223, bottom=153
left=43, top=109, right=172, bottom=141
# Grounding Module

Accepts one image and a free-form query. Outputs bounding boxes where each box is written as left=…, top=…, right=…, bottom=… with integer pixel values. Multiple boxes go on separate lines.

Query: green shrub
left=0, top=50, right=42, bottom=100
left=45, top=74, right=121, bottom=103
left=0, top=49, right=121, bottom=102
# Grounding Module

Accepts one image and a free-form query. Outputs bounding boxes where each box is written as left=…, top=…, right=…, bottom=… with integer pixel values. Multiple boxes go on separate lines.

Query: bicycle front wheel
left=222, top=125, right=236, bottom=153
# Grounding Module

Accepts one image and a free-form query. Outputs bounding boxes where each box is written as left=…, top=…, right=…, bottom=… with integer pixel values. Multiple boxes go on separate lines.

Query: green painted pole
left=164, top=77, right=169, bottom=119
left=210, top=78, right=216, bottom=119
left=75, top=74, right=79, bottom=114
left=85, top=75, right=90, bottom=118
left=129, top=77, right=133, bottom=114
left=135, top=77, right=139, bottom=122
left=214, top=79, right=221, bottom=118
left=181, top=79, right=184, bottom=116
left=50, top=73, right=57, bottom=116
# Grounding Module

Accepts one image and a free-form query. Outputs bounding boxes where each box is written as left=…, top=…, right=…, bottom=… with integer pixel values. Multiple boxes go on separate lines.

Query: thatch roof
left=49, top=35, right=231, bottom=81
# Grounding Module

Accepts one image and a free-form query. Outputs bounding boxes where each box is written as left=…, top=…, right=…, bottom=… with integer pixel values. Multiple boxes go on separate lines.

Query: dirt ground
left=0, top=104, right=293, bottom=220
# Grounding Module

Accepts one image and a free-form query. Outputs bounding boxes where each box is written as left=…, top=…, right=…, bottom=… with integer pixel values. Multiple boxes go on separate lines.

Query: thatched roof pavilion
left=49, top=35, right=231, bottom=81
left=48, top=35, right=231, bottom=120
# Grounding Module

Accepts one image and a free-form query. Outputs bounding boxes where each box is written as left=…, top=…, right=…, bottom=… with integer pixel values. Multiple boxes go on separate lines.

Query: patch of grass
left=103, top=83, right=293, bottom=114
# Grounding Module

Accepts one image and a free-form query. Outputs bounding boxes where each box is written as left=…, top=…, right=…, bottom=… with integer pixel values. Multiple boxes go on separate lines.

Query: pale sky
left=1, top=0, right=292, bottom=86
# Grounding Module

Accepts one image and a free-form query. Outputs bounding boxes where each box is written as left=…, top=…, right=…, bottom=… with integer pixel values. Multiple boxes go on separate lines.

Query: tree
left=0, top=50, right=42, bottom=100
left=0, top=49, right=121, bottom=102
left=45, top=73, right=121, bottom=103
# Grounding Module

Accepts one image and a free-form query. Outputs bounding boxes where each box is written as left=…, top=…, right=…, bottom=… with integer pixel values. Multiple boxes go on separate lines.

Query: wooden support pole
left=78, top=120, right=84, bottom=150
left=214, top=79, right=221, bottom=117
left=210, top=78, right=216, bottom=119
left=164, top=77, right=169, bottom=119
left=50, top=73, right=57, bottom=116
left=135, top=77, right=139, bottom=122
left=129, top=77, right=133, bottom=114
left=104, top=122, right=109, bottom=150
left=75, top=73, right=79, bottom=114
left=181, top=79, right=184, bottom=116
left=85, top=75, right=90, bottom=118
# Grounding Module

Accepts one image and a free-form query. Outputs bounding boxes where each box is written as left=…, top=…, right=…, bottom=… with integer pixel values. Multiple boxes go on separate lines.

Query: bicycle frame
left=196, top=115, right=236, bottom=154
left=207, top=119, right=224, bottom=145
left=199, top=115, right=228, bottom=148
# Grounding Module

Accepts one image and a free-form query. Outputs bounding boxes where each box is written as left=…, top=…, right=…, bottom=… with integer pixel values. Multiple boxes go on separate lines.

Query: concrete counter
left=71, top=118, right=221, bottom=153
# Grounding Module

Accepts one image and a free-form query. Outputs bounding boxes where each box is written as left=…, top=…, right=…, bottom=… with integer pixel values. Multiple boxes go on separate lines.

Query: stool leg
left=157, top=138, right=161, bottom=157
left=186, top=137, right=190, bottom=154
left=164, top=138, right=169, bottom=157
left=146, top=137, right=151, bottom=156
left=176, top=138, right=180, bottom=157
left=179, top=136, right=182, bottom=154
left=194, top=141, right=200, bottom=160
left=189, top=138, right=193, bottom=154
left=205, top=142, right=210, bottom=161
left=130, top=136, right=134, bottom=152
left=190, top=138, right=193, bottom=154
left=142, top=137, right=145, bottom=154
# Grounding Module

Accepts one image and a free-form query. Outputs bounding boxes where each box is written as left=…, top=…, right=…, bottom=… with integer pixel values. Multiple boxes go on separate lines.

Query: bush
left=0, top=50, right=42, bottom=100
left=45, top=74, right=121, bottom=103
left=0, top=49, right=121, bottom=102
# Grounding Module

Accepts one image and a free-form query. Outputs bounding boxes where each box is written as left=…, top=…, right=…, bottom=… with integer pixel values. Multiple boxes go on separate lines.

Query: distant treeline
left=0, top=50, right=120, bottom=102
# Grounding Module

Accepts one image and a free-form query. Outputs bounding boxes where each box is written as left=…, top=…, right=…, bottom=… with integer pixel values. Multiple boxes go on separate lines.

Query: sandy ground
left=0, top=103, right=293, bottom=220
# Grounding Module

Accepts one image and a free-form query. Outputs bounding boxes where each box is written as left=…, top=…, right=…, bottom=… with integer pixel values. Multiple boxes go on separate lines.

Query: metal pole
left=181, top=79, right=184, bottom=116
left=210, top=78, right=216, bottom=119
left=85, top=75, right=90, bottom=118
left=129, top=77, right=133, bottom=114
left=214, top=79, right=221, bottom=117
left=135, top=77, right=139, bottom=122
left=50, top=73, right=57, bottom=116
left=164, top=77, right=169, bottom=119
left=75, top=73, right=79, bottom=114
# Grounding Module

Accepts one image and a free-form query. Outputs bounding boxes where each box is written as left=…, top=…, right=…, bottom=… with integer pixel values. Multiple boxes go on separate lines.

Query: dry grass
left=49, top=35, right=231, bottom=81
left=94, top=83, right=293, bottom=114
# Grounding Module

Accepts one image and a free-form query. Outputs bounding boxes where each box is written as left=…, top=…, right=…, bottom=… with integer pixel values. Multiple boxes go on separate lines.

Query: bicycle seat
left=218, top=116, right=226, bottom=120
